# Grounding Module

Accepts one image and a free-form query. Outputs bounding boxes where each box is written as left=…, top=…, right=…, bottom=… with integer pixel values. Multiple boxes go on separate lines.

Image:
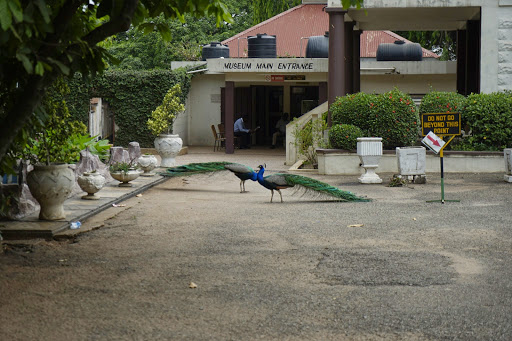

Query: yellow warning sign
left=421, top=113, right=461, bottom=136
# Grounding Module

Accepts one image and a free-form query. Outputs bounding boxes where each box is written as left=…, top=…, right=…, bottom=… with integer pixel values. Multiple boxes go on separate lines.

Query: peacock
left=160, top=161, right=257, bottom=192
left=256, top=164, right=371, bottom=203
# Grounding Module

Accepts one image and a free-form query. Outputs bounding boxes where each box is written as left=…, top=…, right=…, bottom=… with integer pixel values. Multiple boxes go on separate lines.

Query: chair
left=218, top=123, right=225, bottom=137
left=218, top=123, right=239, bottom=148
left=211, top=125, right=225, bottom=151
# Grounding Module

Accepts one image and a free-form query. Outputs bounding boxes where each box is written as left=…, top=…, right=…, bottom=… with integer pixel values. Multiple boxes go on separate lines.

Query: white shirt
left=234, top=118, right=249, bottom=133
left=275, top=118, right=288, bottom=134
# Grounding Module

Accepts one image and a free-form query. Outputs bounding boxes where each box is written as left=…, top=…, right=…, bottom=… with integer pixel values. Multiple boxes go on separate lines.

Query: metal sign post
left=421, top=113, right=461, bottom=204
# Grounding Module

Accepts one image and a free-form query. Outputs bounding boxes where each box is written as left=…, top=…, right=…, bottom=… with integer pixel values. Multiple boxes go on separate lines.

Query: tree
left=252, top=0, right=302, bottom=24
left=395, top=31, right=457, bottom=61
left=104, top=0, right=253, bottom=68
left=0, top=0, right=231, bottom=172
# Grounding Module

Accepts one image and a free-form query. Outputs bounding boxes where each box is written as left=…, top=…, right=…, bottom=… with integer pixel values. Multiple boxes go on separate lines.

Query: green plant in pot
left=22, top=83, right=88, bottom=220
left=109, top=160, right=140, bottom=187
left=148, top=84, right=185, bottom=167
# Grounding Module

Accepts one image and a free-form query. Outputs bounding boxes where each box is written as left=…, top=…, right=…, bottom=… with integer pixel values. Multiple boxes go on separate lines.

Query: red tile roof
left=222, top=4, right=439, bottom=59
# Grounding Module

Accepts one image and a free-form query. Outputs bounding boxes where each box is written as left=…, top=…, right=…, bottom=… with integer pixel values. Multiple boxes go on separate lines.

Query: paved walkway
left=0, top=146, right=288, bottom=240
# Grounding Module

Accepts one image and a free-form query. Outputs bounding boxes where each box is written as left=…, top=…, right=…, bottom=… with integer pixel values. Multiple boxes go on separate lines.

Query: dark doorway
left=290, top=86, right=319, bottom=119
left=251, top=85, right=283, bottom=145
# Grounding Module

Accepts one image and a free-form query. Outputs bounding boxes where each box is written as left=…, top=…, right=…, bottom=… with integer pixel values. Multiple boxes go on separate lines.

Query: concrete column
left=225, top=81, right=235, bottom=154
left=456, top=29, right=467, bottom=95
left=467, top=20, right=481, bottom=94
left=325, top=8, right=347, bottom=127
left=353, top=30, right=361, bottom=93
left=319, top=82, right=328, bottom=105
left=479, top=5, right=499, bottom=93
left=344, top=21, right=354, bottom=95
left=283, top=84, right=291, bottom=114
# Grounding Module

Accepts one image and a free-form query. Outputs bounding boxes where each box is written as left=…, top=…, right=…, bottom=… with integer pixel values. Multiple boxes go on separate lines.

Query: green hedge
left=420, top=90, right=512, bottom=151
left=328, top=124, right=364, bottom=150
left=92, top=69, right=191, bottom=147
left=331, top=89, right=419, bottom=149
left=61, top=69, right=191, bottom=148
left=419, top=91, right=466, bottom=115
left=330, top=92, right=374, bottom=134
left=64, top=74, right=91, bottom=124
left=459, top=91, right=512, bottom=151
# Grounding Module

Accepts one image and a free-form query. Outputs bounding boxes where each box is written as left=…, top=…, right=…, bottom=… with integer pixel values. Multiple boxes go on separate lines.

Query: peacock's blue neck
left=250, top=171, right=258, bottom=181
left=257, top=167, right=265, bottom=184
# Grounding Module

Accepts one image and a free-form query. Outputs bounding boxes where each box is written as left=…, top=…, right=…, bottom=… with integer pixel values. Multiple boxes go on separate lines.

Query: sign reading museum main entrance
left=421, top=112, right=461, bottom=136
left=207, top=58, right=327, bottom=73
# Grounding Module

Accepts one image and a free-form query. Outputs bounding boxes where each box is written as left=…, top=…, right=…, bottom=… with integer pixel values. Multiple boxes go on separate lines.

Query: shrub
left=147, top=84, right=185, bottom=136
left=292, top=115, right=328, bottom=166
left=330, top=92, right=375, bottom=134
left=329, top=89, right=419, bottom=149
left=92, top=68, right=192, bottom=147
left=458, top=91, right=512, bottom=151
left=419, top=91, right=466, bottom=115
left=329, top=124, right=364, bottom=150
left=21, top=80, right=87, bottom=165
left=370, top=89, right=419, bottom=149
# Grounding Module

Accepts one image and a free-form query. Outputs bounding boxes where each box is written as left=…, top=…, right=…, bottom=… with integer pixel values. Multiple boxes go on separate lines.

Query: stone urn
left=77, top=171, right=106, bottom=200
left=137, top=154, right=158, bottom=176
left=357, top=137, right=383, bottom=184
left=110, top=170, right=140, bottom=187
left=154, top=134, right=182, bottom=167
left=26, top=163, right=75, bottom=220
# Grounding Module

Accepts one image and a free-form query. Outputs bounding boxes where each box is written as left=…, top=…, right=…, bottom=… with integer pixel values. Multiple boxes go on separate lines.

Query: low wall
left=317, top=149, right=506, bottom=175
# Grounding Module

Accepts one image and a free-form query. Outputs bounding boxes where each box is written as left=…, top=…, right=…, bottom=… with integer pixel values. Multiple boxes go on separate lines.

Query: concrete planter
left=110, top=170, right=140, bottom=187
left=137, top=154, right=158, bottom=176
left=77, top=171, right=106, bottom=200
left=396, top=146, right=426, bottom=183
left=154, top=134, right=182, bottom=167
left=26, top=163, right=75, bottom=220
left=357, top=137, right=383, bottom=184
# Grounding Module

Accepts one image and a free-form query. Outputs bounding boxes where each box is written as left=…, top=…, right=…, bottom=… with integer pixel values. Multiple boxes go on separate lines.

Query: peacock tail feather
left=159, top=161, right=233, bottom=177
left=281, top=173, right=371, bottom=202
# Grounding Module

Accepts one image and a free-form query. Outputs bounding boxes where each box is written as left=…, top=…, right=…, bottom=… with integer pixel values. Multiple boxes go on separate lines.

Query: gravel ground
left=1, top=149, right=512, bottom=340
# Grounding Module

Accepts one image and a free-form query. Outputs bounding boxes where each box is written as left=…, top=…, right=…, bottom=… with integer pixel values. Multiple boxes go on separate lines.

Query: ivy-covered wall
left=65, top=69, right=191, bottom=147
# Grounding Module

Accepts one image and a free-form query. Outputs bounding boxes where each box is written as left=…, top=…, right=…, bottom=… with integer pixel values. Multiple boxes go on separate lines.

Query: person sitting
left=271, top=113, right=289, bottom=149
left=234, top=115, right=252, bottom=149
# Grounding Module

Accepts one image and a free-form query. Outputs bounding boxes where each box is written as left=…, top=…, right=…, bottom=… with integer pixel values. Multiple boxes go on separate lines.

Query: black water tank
left=248, top=33, right=276, bottom=58
left=306, top=32, right=329, bottom=58
left=202, top=42, right=230, bottom=61
left=376, top=40, right=423, bottom=61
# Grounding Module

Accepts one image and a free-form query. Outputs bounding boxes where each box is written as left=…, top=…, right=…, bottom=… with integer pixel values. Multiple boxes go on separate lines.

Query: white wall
left=185, top=74, right=225, bottom=146
left=361, top=74, right=456, bottom=94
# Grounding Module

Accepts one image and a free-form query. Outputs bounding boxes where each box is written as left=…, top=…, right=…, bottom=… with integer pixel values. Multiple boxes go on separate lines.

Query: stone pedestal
left=357, top=137, right=383, bottom=184
left=396, top=146, right=427, bottom=183
left=128, top=142, right=141, bottom=162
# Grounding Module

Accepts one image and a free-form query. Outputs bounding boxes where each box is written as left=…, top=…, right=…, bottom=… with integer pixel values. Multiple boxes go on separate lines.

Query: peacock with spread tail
left=256, top=164, right=371, bottom=203
left=160, top=161, right=257, bottom=192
